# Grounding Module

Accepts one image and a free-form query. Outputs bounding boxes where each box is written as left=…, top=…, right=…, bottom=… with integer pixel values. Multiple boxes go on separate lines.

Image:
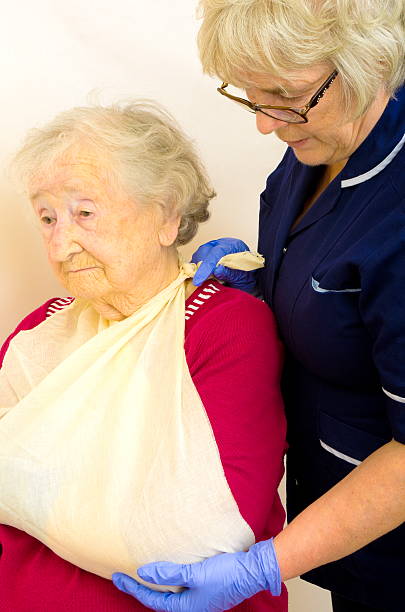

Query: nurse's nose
left=47, top=220, right=82, bottom=262
left=255, top=111, right=289, bottom=135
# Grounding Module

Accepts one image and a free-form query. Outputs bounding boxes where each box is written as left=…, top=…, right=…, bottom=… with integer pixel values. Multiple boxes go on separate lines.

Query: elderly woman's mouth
left=66, top=266, right=101, bottom=273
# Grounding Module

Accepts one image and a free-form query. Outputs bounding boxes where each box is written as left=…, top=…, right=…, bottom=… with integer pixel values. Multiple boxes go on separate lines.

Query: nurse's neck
left=292, top=160, right=347, bottom=230
left=325, top=159, right=347, bottom=184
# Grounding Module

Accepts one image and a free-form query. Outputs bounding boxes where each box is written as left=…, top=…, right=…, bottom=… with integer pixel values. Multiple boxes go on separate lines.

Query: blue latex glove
left=191, top=238, right=257, bottom=293
left=112, top=538, right=281, bottom=612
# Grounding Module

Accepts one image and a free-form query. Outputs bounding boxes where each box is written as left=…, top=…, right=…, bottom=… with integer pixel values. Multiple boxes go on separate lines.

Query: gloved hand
left=191, top=238, right=257, bottom=293
left=112, top=538, right=281, bottom=612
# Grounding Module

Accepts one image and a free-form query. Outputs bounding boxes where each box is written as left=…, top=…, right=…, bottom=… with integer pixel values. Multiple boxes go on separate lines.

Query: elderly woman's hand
left=112, top=539, right=281, bottom=611
left=191, top=238, right=258, bottom=293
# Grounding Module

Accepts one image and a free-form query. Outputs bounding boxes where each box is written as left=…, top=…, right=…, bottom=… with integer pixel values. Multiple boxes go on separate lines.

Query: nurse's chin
left=290, top=145, right=338, bottom=168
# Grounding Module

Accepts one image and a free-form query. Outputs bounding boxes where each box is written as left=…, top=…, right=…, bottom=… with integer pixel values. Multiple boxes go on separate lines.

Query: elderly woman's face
left=243, top=64, right=388, bottom=167
left=30, top=149, right=178, bottom=302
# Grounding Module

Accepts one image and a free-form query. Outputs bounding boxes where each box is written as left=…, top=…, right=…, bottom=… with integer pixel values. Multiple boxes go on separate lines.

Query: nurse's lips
left=283, top=138, right=310, bottom=148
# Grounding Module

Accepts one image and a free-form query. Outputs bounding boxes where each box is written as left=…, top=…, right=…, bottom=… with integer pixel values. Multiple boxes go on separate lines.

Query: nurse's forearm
left=273, top=439, right=405, bottom=581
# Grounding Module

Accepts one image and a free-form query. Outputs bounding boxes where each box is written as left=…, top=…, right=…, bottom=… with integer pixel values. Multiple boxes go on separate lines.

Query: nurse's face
left=242, top=65, right=389, bottom=167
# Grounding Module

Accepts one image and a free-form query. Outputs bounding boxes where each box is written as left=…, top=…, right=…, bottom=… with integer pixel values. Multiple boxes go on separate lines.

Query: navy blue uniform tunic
left=258, top=86, right=405, bottom=611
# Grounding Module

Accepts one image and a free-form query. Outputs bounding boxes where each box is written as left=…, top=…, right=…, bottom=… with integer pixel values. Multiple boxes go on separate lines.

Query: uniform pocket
left=319, top=411, right=387, bottom=466
left=311, top=276, right=361, bottom=294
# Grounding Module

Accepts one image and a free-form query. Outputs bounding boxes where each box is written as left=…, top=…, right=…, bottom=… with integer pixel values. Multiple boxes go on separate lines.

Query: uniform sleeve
left=185, top=290, right=287, bottom=540
left=359, top=221, right=405, bottom=444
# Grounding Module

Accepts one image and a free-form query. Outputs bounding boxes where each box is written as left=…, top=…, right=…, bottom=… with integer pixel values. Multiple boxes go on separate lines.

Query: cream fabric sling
left=0, top=253, right=264, bottom=588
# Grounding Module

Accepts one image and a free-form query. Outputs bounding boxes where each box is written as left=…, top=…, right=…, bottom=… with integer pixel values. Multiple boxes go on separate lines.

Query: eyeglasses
left=217, top=70, right=338, bottom=124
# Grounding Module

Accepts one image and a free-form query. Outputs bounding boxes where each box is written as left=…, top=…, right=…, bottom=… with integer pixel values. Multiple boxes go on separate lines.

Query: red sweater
left=0, top=281, right=287, bottom=612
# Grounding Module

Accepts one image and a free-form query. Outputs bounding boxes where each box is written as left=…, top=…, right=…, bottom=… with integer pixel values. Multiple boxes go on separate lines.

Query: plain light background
left=1, top=2, right=332, bottom=609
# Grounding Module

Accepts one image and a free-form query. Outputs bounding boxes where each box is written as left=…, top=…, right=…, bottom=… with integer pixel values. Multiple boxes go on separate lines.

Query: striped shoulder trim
left=46, top=297, right=75, bottom=317
left=46, top=285, right=221, bottom=321
left=185, top=283, right=221, bottom=321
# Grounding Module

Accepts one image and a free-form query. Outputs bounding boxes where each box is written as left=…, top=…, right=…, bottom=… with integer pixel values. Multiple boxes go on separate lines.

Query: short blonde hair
left=14, top=102, right=215, bottom=245
left=198, top=0, right=405, bottom=114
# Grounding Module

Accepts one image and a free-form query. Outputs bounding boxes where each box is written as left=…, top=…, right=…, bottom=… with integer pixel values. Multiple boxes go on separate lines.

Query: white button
left=282, top=247, right=288, bottom=254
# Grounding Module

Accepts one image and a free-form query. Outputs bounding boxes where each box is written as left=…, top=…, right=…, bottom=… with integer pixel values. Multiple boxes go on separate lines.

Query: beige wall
left=1, top=2, right=331, bottom=609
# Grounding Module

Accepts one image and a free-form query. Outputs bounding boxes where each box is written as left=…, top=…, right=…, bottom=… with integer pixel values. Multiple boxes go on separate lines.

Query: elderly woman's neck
left=90, top=251, right=181, bottom=321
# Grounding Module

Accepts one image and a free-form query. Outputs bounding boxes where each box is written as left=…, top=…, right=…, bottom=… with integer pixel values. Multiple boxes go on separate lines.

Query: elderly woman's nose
left=48, top=221, right=82, bottom=261
left=255, top=112, right=288, bottom=134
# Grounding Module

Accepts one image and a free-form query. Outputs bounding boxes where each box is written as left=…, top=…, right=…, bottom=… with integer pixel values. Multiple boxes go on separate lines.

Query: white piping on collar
left=383, top=387, right=405, bottom=403
left=341, top=131, right=405, bottom=188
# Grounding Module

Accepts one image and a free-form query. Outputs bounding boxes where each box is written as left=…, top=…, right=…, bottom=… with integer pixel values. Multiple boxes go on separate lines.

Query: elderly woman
left=0, top=102, right=287, bottom=611
left=117, top=2, right=405, bottom=612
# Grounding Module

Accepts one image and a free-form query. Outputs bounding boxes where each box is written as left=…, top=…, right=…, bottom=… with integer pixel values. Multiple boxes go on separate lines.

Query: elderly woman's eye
left=40, top=215, right=54, bottom=225
left=79, top=210, right=93, bottom=218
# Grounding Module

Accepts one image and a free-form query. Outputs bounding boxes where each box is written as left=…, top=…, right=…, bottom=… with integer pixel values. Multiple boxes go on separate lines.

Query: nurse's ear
left=158, top=213, right=181, bottom=247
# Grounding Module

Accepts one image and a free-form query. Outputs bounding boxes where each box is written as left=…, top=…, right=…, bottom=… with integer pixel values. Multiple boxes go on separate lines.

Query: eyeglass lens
left=256, top=108, right=305, bottom=123
left=229, top=98, right=305, bottom=123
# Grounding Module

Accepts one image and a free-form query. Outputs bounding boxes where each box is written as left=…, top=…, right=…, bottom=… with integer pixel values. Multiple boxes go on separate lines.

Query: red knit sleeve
left=185, top=285, right=287, bottom=542
left=184, top=284, right=288, bottom=611
left=0, top=297, right=75, bottom=368
left=0, top=299, right=54, bottom=368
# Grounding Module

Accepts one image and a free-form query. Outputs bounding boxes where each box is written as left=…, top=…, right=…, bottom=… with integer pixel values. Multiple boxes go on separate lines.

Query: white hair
left=14, top=101, right=215, bottom=245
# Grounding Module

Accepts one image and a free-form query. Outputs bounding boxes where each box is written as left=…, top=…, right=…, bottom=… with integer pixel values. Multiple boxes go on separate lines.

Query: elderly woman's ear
left=158, top=213, right=182, bottom=247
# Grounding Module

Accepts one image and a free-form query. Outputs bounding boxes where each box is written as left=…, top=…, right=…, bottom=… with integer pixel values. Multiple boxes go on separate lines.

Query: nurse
left=113, top=1, right=405, bottom=611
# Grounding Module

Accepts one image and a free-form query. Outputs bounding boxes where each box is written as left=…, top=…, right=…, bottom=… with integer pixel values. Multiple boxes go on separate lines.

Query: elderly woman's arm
left=113, top=439, right=404, bottom=612
left=114, top=284, right=288, bottom=611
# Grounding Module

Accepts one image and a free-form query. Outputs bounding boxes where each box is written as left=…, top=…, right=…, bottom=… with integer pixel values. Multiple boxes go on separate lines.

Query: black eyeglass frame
left=217, top=70, right=338, bottom=124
